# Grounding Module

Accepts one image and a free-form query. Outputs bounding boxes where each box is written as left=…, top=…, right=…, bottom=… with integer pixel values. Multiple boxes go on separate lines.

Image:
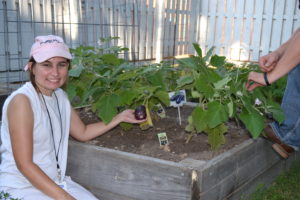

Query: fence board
left=261, top=0, right=274, bottom=56
left=188, top=0, right=199, bottom=53
left=146, top=0, right=154, bottom=59
left=293, top=0, right=300, bottom=32
left=250, top=0, right=264, bottom=61
left=230, top=0, right=244, bottom=60
left=282, top=0, right=295, bottom=43
left=0, top=1, right=7, bottom=73
left=198, top=0, right=208, bottom=53
left=214, top=0, right=224, bottom=55
left=223, top=0, right=234, bottom=59
left=270, top=0, right=285, bottom=52
left=206, top=0, right=217, bottom=55
left=240, top=0, right=254, bottom=61
left=6, top=0, right=18, bottom=72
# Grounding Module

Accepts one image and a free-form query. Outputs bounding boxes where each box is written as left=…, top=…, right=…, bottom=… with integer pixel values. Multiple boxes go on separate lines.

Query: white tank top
left=0, top=82, right=71, bottom=188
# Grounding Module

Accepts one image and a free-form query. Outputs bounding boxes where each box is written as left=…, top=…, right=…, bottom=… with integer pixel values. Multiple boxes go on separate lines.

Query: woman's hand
left=114, top=109, right=147, bottom=124
left=246, top=72, right=266, bottom=91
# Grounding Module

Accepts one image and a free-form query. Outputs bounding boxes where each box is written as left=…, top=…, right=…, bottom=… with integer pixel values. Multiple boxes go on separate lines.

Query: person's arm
left=70, top=108, right=145, bottom=142
left=267, top=29, right=300, bottom=83
left=259, top=28, right=300, bottom=72
left=247, top=28, right=300, bottom=91
left=7, top=94, right=75, bottom=200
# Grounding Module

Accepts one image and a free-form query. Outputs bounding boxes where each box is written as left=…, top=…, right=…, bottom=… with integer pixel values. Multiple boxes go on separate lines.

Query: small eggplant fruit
left=134, top=105, right=147, bottom=120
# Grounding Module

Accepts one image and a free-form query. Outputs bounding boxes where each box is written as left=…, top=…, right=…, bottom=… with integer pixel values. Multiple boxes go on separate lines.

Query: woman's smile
left=33, top=57, right=69, bottom=96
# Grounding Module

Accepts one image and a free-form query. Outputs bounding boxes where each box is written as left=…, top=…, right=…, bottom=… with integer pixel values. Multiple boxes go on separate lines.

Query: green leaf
left=177, top=58, right=198, bottom=70
left=207, top=70, right=222, bottom=83
left=119, top=89, right=139, bottom=105
left=154, top=90, right=170, bottom=106
left=117, top=71, right=138, bottom=81
left=269, top=107, right=285, bottom=123
left=194, top=77, right=214, bottom=99
left=66, top=83, right=77, bottom=101
left=185, top=116, right=195, bottom=132
left=203, top=46, right=215, bottom=62
left=267, top=101, right=285, bottom=123
left=147, top=70, right=166, bottom=90
left=239, top=108, right=264, bottom=138
left=176, top=75, right=194, bottom=88
left=102, top=54, right=121, bottom=66
left=192, top=43, right=202, bottom=58
left=191, top=90, right=201, bottom=98
left=81, top=87, right=105, bottom=105
left=93, top=94, right=121, bottom=124
left=227, top=101, right=234, bottom=118
left=213, top=76, right=231, bottom=90
left=206, top=101, right=229, bottom=128
left=69, top=64, right=84, bottom=77
left=210, top=54, right=226, bottom=67
left=191, top=106, right=208, bottom=132
left=207, top=123, right=227, bottom=150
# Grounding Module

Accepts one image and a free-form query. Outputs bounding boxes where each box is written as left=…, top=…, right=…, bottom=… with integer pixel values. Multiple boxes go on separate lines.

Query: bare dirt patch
left=76, top=106, right=250, bottom=162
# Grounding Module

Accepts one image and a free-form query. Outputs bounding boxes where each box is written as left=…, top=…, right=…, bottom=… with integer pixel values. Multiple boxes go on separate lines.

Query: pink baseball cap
left=24, top=35, right=72, bottom=71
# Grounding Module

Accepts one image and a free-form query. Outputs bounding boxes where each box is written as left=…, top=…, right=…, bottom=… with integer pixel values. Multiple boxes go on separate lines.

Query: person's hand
left=259, top=51, right=280, bottom=72
left=115, top=109, right=147, bottom=124
left=246, top=71, right=266, bottom=91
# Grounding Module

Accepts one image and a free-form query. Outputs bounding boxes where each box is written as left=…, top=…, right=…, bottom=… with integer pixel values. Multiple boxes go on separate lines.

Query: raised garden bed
left=66, top=106, right=300, bottom=200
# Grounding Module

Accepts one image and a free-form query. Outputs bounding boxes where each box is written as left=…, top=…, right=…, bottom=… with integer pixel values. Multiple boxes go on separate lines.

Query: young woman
left=0, top=35, right=145, bottom=199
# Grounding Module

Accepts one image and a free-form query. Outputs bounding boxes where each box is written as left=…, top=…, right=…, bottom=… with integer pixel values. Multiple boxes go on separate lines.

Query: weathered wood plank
left=67, top=141, right=192, bottom=200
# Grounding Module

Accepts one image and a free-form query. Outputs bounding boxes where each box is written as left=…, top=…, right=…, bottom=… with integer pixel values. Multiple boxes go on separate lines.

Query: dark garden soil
left=75, top=106, right=251, bottom=162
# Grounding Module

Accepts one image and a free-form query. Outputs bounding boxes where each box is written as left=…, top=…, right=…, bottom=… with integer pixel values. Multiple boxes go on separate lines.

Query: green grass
left=246, top=161, right=300, bottom=200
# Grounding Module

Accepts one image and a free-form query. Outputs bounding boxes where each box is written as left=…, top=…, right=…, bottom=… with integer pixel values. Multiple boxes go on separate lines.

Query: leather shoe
left=264, top=124, right=294, bottom=158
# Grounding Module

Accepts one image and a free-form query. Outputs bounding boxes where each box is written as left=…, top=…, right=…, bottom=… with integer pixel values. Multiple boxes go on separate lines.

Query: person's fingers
left=247, top=82, right=258, bottom=91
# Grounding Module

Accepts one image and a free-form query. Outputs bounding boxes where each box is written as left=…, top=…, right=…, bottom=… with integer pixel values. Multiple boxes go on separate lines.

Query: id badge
left=56, top=181, right=68, bottom=191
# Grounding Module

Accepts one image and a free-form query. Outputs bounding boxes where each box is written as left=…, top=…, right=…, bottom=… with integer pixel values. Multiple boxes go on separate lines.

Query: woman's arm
left=259, top=28, right=300, bottom=72
left=267, top=28, right=300, bottom=83
left=246, top=28, right=300, bottom=91
left=70, top=108, right=145, bottom=142
left=7, top=94, right=75, bottom=200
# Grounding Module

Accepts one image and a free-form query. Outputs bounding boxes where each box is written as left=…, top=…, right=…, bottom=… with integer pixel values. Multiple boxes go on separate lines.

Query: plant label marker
left=157, top=132, right=169, bottom=146
left=168, top=90, right=186, bottom=126
left=177, top=106, right=182, bottom=125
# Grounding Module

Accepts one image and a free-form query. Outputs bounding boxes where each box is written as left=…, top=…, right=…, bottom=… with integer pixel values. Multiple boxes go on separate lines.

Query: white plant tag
left=168, top=90, right=186, bottom=107
left=157, top=132, right=169, bottom=146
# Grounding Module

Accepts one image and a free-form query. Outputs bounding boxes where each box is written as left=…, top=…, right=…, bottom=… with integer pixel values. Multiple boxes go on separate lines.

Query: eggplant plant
left=66, top=38, right=175, bottom=128
left=177, top=43, right=284, bottom=150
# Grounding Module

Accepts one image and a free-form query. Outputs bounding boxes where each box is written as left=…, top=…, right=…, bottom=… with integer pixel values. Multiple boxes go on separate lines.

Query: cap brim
left=33, top=48, right=72, bottom=63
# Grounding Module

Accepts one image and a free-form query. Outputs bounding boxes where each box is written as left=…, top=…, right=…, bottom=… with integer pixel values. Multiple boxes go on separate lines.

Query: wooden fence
left=1, top=0, right=300, bottom=88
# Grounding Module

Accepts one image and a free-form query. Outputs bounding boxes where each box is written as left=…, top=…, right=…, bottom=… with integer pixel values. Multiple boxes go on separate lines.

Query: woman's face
left=32, top=57, right=69, bottom=96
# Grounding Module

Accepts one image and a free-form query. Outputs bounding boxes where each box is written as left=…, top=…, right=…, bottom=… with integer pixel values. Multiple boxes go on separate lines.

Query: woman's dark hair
left=27, top=57, right=71, bottom=92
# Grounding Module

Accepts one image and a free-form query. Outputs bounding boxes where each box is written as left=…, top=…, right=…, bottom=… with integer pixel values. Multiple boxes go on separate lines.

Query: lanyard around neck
left=40, top=92, right=63, bottom=174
